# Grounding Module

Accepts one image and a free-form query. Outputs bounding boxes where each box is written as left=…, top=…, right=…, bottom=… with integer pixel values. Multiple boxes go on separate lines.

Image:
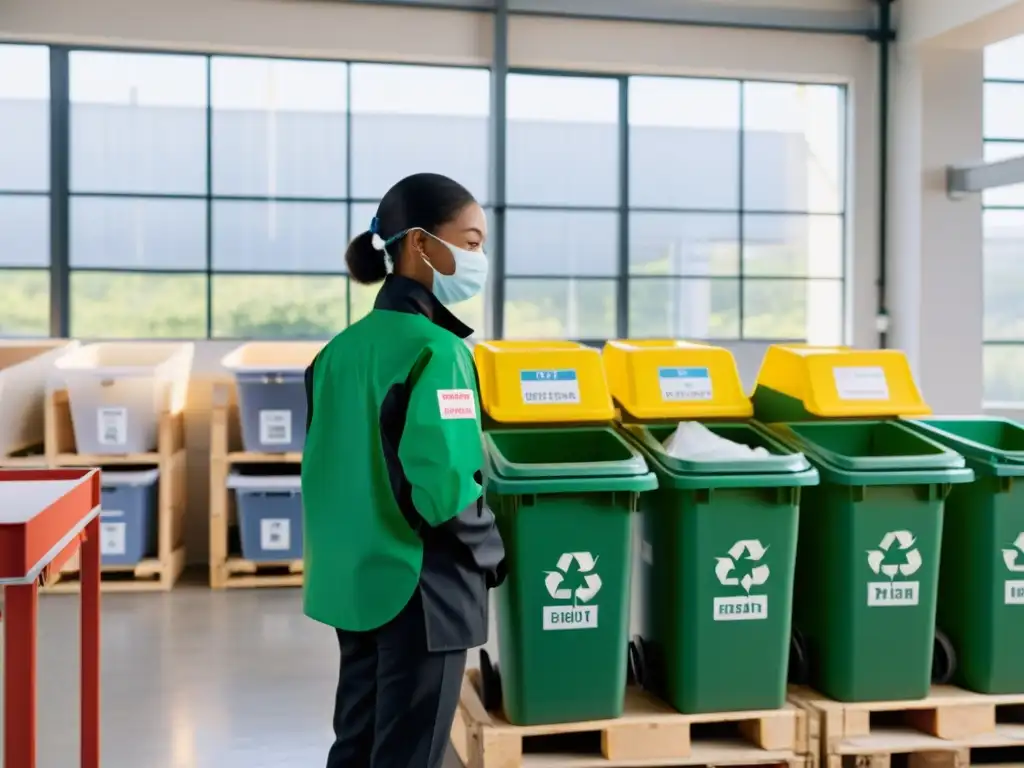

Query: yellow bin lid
left=603, top=339, right=753, bottom=421
left=473, top=340, right=614, bottom=424
left=755, top=344, right=931, bottom=418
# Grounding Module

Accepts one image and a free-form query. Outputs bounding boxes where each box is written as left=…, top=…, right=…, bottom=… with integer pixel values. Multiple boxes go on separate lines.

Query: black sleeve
left=436, top=469, right=507, bottom=589
left=304, top=357, right=316, bottom=435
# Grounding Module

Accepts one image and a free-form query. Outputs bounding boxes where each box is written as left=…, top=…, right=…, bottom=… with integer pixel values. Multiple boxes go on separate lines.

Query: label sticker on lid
left=834, top=366, right=890, bottom=401
left=658, top=366, right=713, bottom=402
left=520, top=370, right=581, bottom=405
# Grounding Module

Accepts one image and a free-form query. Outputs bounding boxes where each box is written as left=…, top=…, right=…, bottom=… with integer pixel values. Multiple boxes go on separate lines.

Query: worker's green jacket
left=301, top=275, right=506, bottom=651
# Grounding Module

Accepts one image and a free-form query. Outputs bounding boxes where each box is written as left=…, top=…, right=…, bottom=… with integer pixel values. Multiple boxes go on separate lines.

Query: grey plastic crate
left=235, top=371, right=308, bottom=453
left=227, top=471, right=303, bottom=562
left=99, top=468, right=159, bottom=566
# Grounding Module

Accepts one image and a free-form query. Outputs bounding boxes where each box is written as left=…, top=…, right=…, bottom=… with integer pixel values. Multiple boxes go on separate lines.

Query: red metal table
left=0, top=468, right=102, bottom=768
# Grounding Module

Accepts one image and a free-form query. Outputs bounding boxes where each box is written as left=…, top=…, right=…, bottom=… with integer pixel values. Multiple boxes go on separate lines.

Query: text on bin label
left=260, top=518, right=292, bottom=551
left=543, top=605, right=598, bottom=630
left=713, top=595, right=768, bottom=621
left=97, top=407, right=128, bottom=446
left=259, top=410, right=292, bottom=446
left=520, top=370, right=581, bottom=405
left=100, top=521, right=127, bottom=556
left=867, top=581, right=919, bottom=606
left=834, top=366, right=890, bottom=401
left=1006, top=580, right=1024, bottom=605
left=659, top=366, right=713, bottom=402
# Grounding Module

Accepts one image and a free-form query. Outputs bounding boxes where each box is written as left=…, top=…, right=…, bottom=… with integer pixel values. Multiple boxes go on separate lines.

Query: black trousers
left=326, top=591, right=467, bottom=768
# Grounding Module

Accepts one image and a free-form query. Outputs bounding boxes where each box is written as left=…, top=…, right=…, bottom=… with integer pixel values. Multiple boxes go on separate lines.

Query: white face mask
left=413, top=229, right=489, bottom=306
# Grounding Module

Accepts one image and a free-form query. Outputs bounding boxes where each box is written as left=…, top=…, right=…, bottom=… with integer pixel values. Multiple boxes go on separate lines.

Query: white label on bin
left=542, top=552, right=601, bottom=631
left=1005, top=581, right=1024, bottom=605
left=97, top=407, right=128, bottom=446
left=713, top=539, right=770, bottom=622
left=260, top=518, right=291, bottom=551
left=658, top=366, right=713, bottom=402
left=100, top=521, right=126, bottom=556
left=543, top=606, right=598, bottom=630
left=833, top=366, right=890, bottom=401
left=437, top=389, right=477, bottom=420
left=866, top=530, right=921, bottom=606
left=714, top=595, right=768, bottom=621
left=259, top=410, right=292, bottom=446
left=520, top=370, right=581, bottom=405
left=868, top=581, right=919, bottom=606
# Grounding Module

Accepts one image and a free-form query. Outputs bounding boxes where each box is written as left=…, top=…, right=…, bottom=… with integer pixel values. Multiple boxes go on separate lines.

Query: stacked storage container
left=54, top=342, right=194, bottom=454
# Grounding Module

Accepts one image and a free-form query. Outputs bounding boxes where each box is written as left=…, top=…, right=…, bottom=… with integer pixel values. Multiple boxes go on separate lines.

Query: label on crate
left=833, top=366, right=890, bottom=401
left=259, top=410, right=292, bottom=446
left=97, top=407, right=128, bottom=446
left=520, top=370, right=581, bottom=405
left=658, top=366, right=713, bottom=402
left=100, top=520, right=127, bottom=556
left=260, top=518, right=291, bottom=551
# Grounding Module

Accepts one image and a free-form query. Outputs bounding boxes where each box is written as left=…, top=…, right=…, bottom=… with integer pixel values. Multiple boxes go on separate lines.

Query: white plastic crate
left=55, top=342, right=194, bottom=454
left=0, top=340, right=78, bottom=457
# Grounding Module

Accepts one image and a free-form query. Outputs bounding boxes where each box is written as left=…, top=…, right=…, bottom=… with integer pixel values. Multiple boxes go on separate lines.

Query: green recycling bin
left=768, top=420, right=973, bottom=702
left=620, top=421, right=818, bottom=713
left=903, top=417, right=1024, bottom=694
left=483, top=426, right=657, bottom=726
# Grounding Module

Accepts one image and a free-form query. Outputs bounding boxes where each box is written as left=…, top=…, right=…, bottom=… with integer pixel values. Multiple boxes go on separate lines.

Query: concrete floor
left=8, top=587, right=469, bottom=767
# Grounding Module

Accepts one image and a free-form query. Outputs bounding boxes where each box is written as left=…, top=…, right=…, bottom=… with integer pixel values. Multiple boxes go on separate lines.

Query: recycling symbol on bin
left=715, top=540, right=770, bottom=593
left=1002, top=533, right=1024, bottom=573
left=867, top=530, right=922, bottom=580
left=544, top=552, right=602, bottom=604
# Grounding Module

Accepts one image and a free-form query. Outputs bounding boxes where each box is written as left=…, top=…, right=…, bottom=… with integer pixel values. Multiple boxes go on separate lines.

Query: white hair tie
left=371, top=233, right=387, bottom=252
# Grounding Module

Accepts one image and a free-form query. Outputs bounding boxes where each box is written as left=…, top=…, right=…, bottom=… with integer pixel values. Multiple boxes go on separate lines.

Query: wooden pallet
left=791, top=686, right=1024, bottom=768
left=209, top=380, right=303, bottom=589
left=453, top=670, right=809, bottom=768
left=39, top=389, right=188, bottom=593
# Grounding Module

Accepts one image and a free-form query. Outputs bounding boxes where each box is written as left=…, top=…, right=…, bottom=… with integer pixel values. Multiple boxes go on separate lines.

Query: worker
left=301, top=172, right=507, bottom=768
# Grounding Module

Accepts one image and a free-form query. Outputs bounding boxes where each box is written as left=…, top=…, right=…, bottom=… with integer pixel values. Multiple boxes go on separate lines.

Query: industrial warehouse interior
left=2, top=0, right=1024, bottom=766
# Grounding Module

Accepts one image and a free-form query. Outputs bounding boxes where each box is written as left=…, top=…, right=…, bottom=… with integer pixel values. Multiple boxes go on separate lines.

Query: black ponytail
left=345, top=231, right=388, bottom=285
left=346, top=173, right=476, bottom=286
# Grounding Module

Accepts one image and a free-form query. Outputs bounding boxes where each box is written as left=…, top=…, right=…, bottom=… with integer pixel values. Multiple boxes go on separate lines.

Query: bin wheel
left=628, top=636, right=648, bottom=690
left=479, top=649, right=503, bottom=712
left=788, top=626, right=810, bottom=686
left=932, top=629, right=957, bottom=685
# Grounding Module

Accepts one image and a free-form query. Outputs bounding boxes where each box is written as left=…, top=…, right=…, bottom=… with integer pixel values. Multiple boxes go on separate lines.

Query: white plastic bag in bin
left=663, top=421, right=769, bottom=461
left=55, top=342, right=194, bottom=454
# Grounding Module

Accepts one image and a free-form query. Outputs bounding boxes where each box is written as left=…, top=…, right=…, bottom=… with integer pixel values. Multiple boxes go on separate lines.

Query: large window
left=4, top=46, right=847, bottom=343
left=62, top=52, right=489, bottom=339
left=984, top=36, right=1024, bottom=404
left=0, top=44, right=51, bottom=337
left=506, top=73, right=847, bottom=343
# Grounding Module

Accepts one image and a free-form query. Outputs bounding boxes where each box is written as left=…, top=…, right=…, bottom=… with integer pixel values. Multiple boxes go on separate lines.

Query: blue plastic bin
left=99, top=468, right=159, bottom=566
left=227, top=471, right=303, bottom=561
left=223, top=343, right=322, bottom=454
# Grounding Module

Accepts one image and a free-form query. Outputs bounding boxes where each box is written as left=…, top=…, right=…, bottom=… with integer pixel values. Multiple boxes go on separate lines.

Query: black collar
left=373, top=275, right=474, bottom=340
